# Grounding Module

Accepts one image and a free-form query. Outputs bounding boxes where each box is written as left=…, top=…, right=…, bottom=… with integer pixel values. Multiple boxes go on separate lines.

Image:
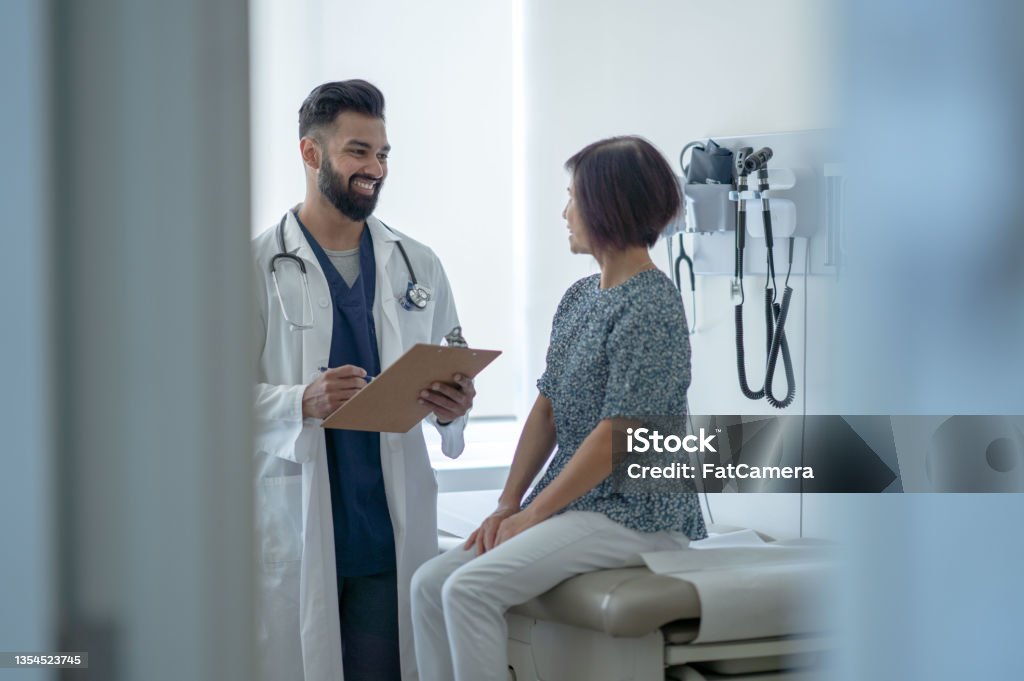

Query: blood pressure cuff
left=685, top=139, right=734, bottom=185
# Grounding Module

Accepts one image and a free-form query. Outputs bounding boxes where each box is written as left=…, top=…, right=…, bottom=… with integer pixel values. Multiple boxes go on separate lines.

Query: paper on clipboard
left=321, top=343, right=501, bottom=433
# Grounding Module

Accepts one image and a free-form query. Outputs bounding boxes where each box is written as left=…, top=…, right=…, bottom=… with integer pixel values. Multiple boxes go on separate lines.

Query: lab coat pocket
left=257, top=475, right=303, bottom=566
left=400, top=301, right=435, bottom=344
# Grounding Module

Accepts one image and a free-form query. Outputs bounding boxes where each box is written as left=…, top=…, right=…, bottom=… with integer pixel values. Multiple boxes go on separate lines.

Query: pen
left=318, top=366, right=374, bottom=383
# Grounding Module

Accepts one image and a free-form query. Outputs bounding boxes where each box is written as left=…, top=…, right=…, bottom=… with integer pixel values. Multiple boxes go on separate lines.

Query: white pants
left=410, top=511, right=686, bottom=681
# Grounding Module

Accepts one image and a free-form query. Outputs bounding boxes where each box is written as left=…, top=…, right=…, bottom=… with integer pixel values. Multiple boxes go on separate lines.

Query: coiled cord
left=764, top=287, right=796, bottom=408
left=736, top=286, right=796, bottom=408
left=734, top=302, right=765, bottom=400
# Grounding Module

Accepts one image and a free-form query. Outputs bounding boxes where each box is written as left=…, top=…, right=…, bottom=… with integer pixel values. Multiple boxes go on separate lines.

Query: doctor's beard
left=318, top=156, right=380, bottom=222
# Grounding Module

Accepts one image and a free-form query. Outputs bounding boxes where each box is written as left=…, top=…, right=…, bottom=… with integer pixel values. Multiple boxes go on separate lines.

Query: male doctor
left=252, top=80, right=474, bottom=681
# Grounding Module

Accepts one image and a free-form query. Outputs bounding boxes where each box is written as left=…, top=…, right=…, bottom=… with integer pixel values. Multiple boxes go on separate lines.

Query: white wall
left=521, top=0, right=837, bottom=538
left=520, top=0, right=835, bottom=405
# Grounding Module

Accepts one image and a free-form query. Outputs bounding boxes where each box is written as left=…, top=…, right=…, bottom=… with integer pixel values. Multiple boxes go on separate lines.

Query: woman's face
left=563, top=182, right=593, bottom=255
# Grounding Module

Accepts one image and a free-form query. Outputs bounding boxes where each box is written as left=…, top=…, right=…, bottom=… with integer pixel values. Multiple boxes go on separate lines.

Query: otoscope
left=733, top=147, right=753, bottom=289
left=733, top=146, right=796, bottom=408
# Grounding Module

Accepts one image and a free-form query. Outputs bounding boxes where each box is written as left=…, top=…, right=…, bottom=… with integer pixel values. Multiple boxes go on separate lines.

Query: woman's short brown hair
left=565, top=136, right=681, bottom=252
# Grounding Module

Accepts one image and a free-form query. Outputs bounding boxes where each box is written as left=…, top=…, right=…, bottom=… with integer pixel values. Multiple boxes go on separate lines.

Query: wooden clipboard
left=321, top=344, right=501, bottom=433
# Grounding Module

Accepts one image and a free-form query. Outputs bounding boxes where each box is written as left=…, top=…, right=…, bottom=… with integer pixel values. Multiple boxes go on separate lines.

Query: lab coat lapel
left=367, top=217, right=404, bottom=367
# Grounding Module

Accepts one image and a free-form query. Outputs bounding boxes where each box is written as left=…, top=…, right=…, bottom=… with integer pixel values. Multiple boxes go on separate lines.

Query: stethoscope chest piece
left=401, top=282, right=432, bottom=311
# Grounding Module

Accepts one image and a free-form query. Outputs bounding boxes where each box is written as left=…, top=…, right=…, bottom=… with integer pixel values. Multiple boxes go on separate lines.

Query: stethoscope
left=270, top=213, right=432, bottom=331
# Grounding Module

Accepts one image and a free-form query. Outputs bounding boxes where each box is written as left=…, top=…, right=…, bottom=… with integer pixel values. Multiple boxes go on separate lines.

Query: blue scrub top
left=296, top=213, right=396, bottom=577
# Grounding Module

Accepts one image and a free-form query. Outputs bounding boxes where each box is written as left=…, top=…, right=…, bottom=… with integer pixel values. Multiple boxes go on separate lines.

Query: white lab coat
left=252, top=211, right=466, bottom=681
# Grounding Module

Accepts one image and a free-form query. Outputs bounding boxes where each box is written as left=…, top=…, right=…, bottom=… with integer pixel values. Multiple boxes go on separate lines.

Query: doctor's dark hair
left=565, top=136, right=681, bottom=251
left=298, top=80, right=386, bottom=139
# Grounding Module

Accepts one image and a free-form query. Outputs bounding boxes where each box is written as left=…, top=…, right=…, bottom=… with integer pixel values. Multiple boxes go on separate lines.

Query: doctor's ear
left=299, top=136, right=323, bottom=171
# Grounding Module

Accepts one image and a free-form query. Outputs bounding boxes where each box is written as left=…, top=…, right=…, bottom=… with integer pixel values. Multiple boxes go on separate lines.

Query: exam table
left=440, top=530, right=833, bottom=681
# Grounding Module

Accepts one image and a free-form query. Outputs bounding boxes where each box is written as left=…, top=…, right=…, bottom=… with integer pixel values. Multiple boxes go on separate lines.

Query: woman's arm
left=522, top=418, right=612, bottom=519
left=465, top=393, right=557, bottom=553
left=498, top=394, right=558, bottom=507
left=494, top=419, right=613, bottom=546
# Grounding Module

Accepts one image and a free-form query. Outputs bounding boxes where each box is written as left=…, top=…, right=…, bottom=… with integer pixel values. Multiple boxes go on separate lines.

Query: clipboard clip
left=443, top=326, right=468, bottom=348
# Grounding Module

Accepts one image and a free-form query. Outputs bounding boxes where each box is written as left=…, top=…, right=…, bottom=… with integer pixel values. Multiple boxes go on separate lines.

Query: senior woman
left=410, top=136, right=707, bottom=681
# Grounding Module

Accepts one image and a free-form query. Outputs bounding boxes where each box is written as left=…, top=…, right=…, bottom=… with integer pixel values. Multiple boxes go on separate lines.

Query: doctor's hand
left=464, top=503, right=519, bottom=555
left=419, top=374, right=476, bottom=425
left=302, top=365, right=369, bottom=419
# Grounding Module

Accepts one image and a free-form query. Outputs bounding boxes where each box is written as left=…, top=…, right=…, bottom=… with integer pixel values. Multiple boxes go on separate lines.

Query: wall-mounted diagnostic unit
left=666, top=129, right=842, bottom=409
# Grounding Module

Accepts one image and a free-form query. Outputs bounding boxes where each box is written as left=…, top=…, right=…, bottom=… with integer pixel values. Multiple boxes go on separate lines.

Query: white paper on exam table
left=689, top=528, right=767, bottom=549
left=642, top=538, right=834, bottom=644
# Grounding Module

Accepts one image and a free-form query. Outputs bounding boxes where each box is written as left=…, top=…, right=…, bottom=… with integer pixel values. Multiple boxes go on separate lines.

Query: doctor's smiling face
left=310, top=111, right=390, bottom=221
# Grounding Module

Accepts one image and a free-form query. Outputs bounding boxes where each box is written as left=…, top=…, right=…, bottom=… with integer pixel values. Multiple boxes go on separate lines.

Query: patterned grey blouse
left=521, top=269, right=707, bottom=539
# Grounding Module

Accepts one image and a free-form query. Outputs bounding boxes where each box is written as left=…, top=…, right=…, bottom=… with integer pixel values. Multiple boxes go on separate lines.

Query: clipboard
left=321, top=343, right=501, bottom=433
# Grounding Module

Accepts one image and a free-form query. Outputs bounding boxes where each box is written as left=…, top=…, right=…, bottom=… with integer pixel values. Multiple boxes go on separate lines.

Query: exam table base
left=506, top=614, right=831, bottom=681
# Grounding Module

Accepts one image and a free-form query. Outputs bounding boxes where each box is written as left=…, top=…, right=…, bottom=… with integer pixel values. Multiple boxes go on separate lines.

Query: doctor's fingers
left=454, top=374, right=476, bottom=400
left=423, top=382, right=469, bottom=407
left=418, top=392, right=461, bottom=415
left=325, top=386, right=364, bottom=402
left=322, top=365, right=367, bottom=380
left=325, top=375, right=368, bottom=391
left=451, top=373, right=475, bottom=390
